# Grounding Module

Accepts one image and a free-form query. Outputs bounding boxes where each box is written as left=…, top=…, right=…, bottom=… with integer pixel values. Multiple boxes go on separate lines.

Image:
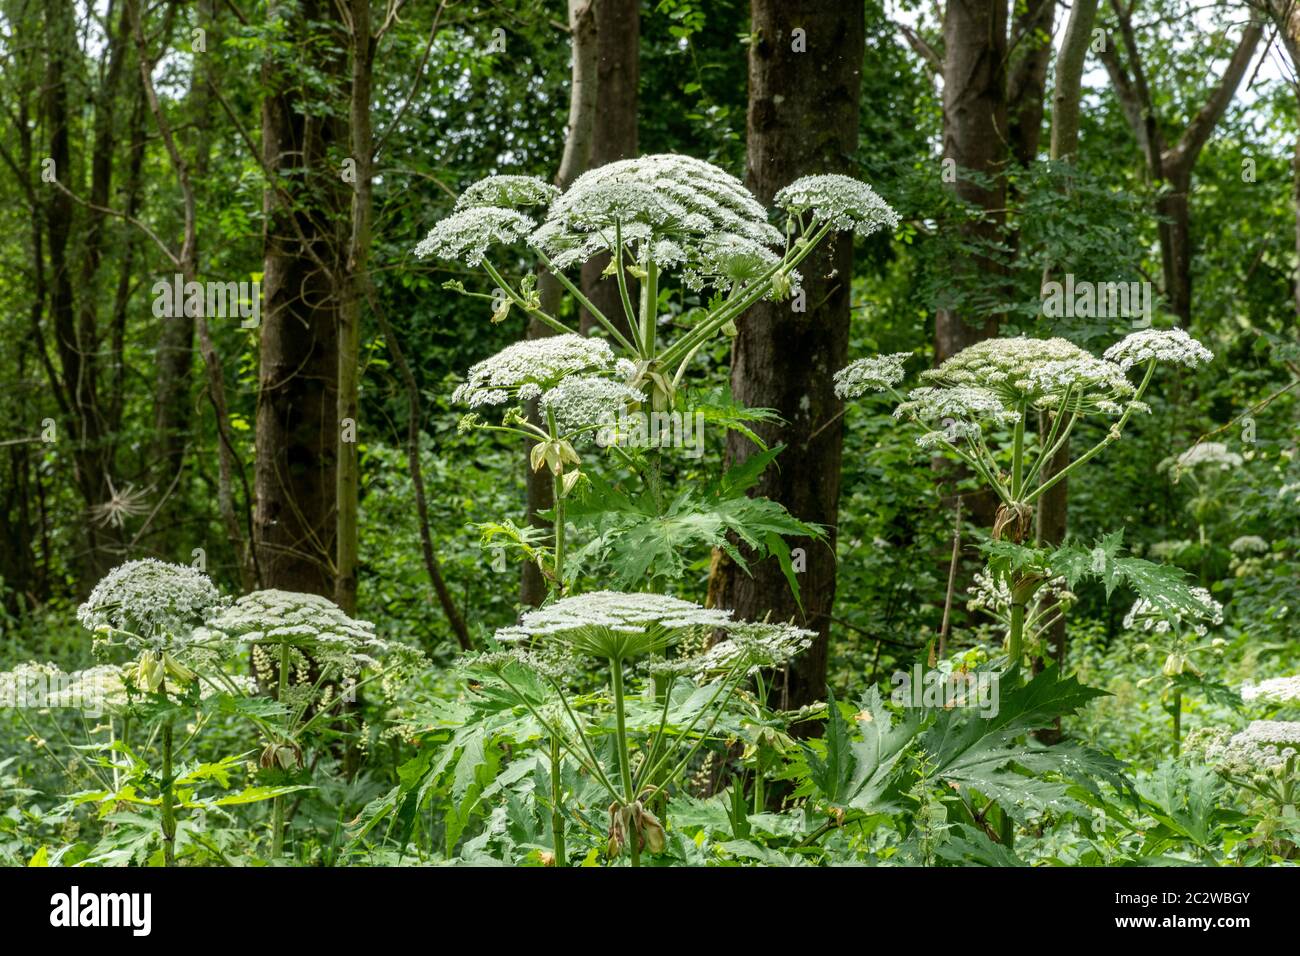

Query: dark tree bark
left=522, top=0, right=600, bottom=607
left=578, top=0, right=639, bottom=338
left=1007, top=0, right=1056, bottom=168
left=714, top=0, right=865, bottom=720
left=44, top=0, right=122, bottom=582
left=935, top=0, right=1008, bottom=363
left=255, top=0, right=347, bottom=596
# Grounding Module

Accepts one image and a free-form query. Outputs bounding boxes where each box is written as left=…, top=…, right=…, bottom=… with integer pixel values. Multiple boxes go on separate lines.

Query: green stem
left=608, top=659, right=639, bottom=867
left=271, top=640, right=290, bottom=859
left=1008, top=601, right=1026, bottom=671
left=549, top=735, right=566, bottom=867
left=160, top=716, right=176, bottom=867
left=1026, top=359, right=1157, bottom=506
left=659, top=220, right=833, bottom=369
left=479, top=259, right=574, bottom=338
left=613, top=223, right=638, bottom=344
left=529, top=250, right=639, bottom=355
left=1171, top=687, right=1183, bottom=755
left=639, top=257, right=659, bottom=356
left=546, top=409, right=565, bottom=593
left=1010, top=402, right=1026, bottom=498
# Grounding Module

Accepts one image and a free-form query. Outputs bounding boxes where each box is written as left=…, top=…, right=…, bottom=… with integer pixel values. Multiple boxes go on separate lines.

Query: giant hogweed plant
left=416, top=155, right=898, bottom=594
left=2, top=561, right=421, bottom=866
left=351, top=157, right=896, bottom=865
left=836, top=329, right=1219, bottom=672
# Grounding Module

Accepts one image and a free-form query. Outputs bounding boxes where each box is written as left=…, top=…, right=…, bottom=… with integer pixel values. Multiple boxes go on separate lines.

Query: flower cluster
left=894, top=385, right=1020, bottom=441
left=530, top=154, right=782, bottom=273
left=1241, top=675, right=1300, bottom=706
left=649, top=621, right=815, bottom=680
left=454, top=175, right=559, bottom=212
left=1197, top=720, right=1300, bottom=774
left=1123, top=586, right=1224, bottom=637
left=413, top=206, right=535, bottom=266
left=1102, top=328, right=1214, bottom=372
left=540, top=375, right=646, bottom=434
left=77, top=559, right=225, bottom=646
left=832, top=352, right=911, bottom=399
left=921, top=337, right=1134, bottom=412
left=773, top=173, right=900, bottom=237
left=1229, top=535, right=1269, bottom=555
left=1165, top=441, right=1243, bottom=475
left=496, top=590, right=736, bottom=663
left=199, top=589, right=423, bottom=679
left=451, top=334, right=623, bottom=409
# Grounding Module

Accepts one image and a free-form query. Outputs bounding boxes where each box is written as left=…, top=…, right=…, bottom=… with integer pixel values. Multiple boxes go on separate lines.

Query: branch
left=898, top=22, right=942, bottom=75
left=1163, top=19, right=1264, bottom=174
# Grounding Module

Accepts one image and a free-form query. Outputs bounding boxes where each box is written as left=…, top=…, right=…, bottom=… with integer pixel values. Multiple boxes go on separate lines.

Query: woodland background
left=0, top=0, right=1297, bottom=741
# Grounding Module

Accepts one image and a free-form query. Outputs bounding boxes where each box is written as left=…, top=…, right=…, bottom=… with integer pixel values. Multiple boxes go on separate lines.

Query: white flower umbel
left=537, top=155, right=782, bottom=265
left=1103, top=327, right=1214, bottom=372
left=773, top=173, right=900, bottom=237
left=1229, top=535, right=1269, bottom=555
left=1202, top=720, right=1300, bottom=773
left=833, top=352, right=911, bottom=399
left=413, top=207, right=535, bottom=266
left=1241, top=675, right=1300, bottom=705
left=496, top=590, right=735, bottom=663
left=200, top=589, right=421, bottom=678
left=922, top=337, right=1134, bottom=411
left=454, top=175, right=560, bottom=212
left=894, top=385, right=1020, bottom=431
left=78, top=559, right=224, bottom=647
left=452, top=334, right=618, bottom=408
left=540, top=375, right=646, bottom=434
left=649, top=621, right=815, bottom=680
left=684, top=232, right=788, bottom=296
left=1169, top=441, right=1243, bottom=473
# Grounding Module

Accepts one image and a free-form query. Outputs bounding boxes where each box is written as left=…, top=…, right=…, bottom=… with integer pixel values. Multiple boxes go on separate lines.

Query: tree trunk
left=522, top=0, right=599, bottom=607
left=1033, top=0, right=1100, bottom=704
left=714, top=0, right=865, bottom=721
left=336, top=0, right=375, bottom=613
left=44, top=0, right=120, bottom=584
left=1007, top=0, right=1055, bottom=167
left=935, top=0, right=1007, bottom=363
left=578, top=0, right=639, bottom=338
left=256, top=0, right=346, bottom=596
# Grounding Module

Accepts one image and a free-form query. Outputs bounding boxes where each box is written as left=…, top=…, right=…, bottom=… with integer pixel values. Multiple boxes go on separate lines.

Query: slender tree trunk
left=44, top=0, right=119, bottom=583
left=256, top=0, right=346, bottom=596
left=1007, top=0, right=1055, bottom=168
left=1050, top=0, right=1099, bottom=163
left=336, top=0, right=375, bottom=614
left=1033, top=0, right=1100, bottom=705
left=935, top=0, right=1007, bottom=363
left=578, top=0, right=639, bottom=338
left=714, top=0, right=865, bottom=721
left=522, top=0, right=599, bottom=607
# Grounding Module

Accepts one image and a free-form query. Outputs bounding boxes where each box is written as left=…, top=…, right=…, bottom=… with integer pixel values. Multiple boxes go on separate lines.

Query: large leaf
left=804, top=687, right=921, bottom=812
